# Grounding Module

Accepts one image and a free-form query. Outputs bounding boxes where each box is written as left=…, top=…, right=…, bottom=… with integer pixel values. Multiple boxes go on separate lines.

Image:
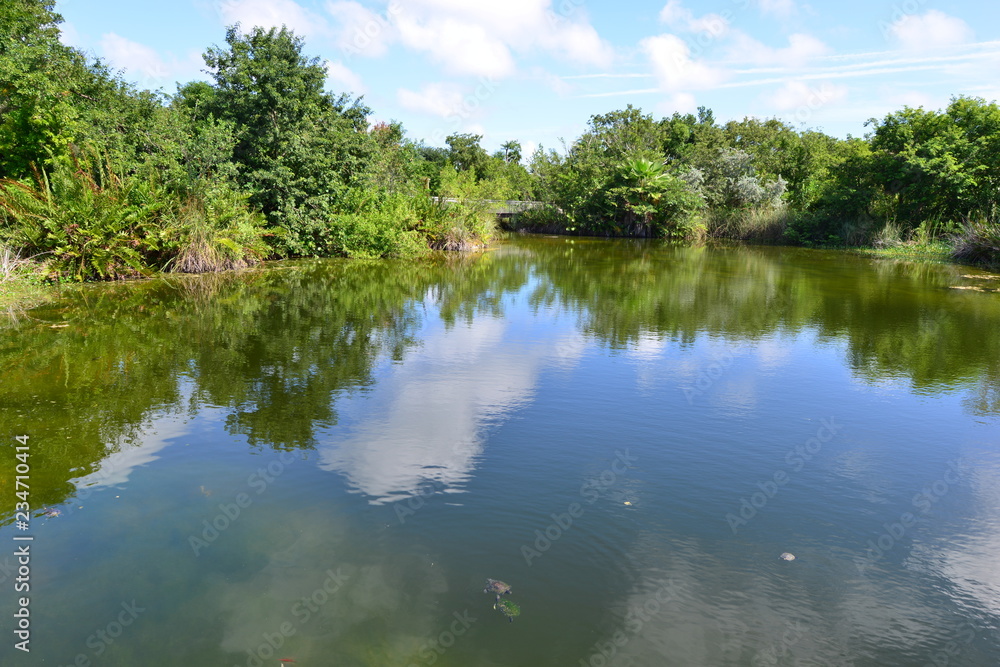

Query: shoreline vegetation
left=2, top=2, right=999, bottom=312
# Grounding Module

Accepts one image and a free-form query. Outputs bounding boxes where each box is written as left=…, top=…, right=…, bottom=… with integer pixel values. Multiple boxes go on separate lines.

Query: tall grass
left=168, top=185, right=272, bottom=273
left=0, top=244, right=53, bottom=323
left=412, top=196, right=496, bottom=251
left=707, top=206, right=790, bottom=243
left=0, top=245, right=32, bottom=282
left=952, top=220, right=1000, bottom=269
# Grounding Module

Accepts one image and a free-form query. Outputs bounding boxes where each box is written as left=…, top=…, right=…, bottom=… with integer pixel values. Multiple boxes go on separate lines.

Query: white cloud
left=665, top=91, right=697, bottom=113
left=100, top=33, right=171, bottom=79
left=395, top=15, right=517, bottom=78
left=729, top=32, right=829, bottom=66
left=325, top=60, right=366, bottom=94
left=217, top=0, right=328, bottom=40
left=659, top=0, right=687, bottom=26
left=891, top=90, right=935, bottom=109
left=758, top=0, right=796, bottom=18
left=764, top=80, right=848, bottom=112
left=531, top=67, right=573, bottom=96
left=397, top=82, right=467, bottom=118
left=59, top=21, right=83, bottom=48
left=888, top=10, right=974, bottom=51
left=326, top=1, right=397, bottom=58
left=641, top=33, right=726, bottom=92
left=520, top=140, right=539, bottom=159
left=547, top=22, right=615, bottom=68
left=658, top=0, right=730, bottom=38
left=327, top=0, right=613, bottom=78
left=316, top=316, right=585, bottom=504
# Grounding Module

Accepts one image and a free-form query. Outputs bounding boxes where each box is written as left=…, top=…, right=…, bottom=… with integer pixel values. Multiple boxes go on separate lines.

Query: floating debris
left=495, top=598, right=521, bottom=622
left=950, top=285, right=998, bottom=293
left=779, top=552, right=796, bottom=561
left=623, top=501, right=633, bottom=506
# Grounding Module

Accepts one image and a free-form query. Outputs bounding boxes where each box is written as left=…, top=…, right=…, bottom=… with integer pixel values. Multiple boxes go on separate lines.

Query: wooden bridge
left=431, top=198, right=546, bottom=220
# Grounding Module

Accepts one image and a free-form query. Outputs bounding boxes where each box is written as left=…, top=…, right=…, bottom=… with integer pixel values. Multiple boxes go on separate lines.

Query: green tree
left=0, top=0, right=83, bottom=177
left=445, top=133, right=489, bottom=174
left=866, top=97, right=1000, bottom=226
left=498, top=140, right=522, bottom=165
left=201, top=25, right=376, bottom=253
left=609, top=158, right=704, bottom=237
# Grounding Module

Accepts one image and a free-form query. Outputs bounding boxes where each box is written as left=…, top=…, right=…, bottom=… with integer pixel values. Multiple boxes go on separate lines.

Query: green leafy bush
left=0, top=156, right=170, bottom=280
left=510, top=204, right=571, bottom=233
left=277, top=189, right=426, bottom=259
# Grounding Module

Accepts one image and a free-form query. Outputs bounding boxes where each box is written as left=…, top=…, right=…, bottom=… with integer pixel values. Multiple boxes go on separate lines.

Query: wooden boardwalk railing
left=431, top=198, right=546, bottom=218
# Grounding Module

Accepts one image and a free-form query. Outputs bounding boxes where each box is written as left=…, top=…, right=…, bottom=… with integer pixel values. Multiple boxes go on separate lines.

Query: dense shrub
left=953, top=220, right=1000, bottom=268
left=0, top=157, right=171, bottom=280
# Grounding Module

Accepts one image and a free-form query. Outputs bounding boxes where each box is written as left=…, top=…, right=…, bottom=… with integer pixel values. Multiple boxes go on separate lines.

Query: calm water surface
left=1, top=236, right=999, bottom=666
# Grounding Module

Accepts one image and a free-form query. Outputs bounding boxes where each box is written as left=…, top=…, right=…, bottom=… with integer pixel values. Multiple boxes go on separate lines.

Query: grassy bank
left=851, top=242, right=954, bottom=264
left=701, top=209, right=1000, bottom=270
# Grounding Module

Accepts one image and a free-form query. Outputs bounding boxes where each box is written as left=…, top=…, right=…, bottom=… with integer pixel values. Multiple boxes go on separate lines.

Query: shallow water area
left=1, top=236, right=999, bottom=666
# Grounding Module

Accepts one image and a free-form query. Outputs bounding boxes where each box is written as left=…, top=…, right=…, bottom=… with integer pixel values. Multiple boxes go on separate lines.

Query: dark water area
left=1, top=236, right=998, bottom=666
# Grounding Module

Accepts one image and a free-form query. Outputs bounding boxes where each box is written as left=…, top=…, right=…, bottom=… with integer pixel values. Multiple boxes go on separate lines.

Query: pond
left=1, top=235, right=999, bottom=666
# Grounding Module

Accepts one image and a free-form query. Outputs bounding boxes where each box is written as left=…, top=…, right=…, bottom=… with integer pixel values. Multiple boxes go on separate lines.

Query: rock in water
left=495, top=598, right=520, bottom=622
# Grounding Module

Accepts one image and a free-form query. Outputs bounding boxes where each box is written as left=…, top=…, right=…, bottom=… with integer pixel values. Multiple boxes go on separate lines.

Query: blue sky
left=56, top=0, right=1000, bottom=155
